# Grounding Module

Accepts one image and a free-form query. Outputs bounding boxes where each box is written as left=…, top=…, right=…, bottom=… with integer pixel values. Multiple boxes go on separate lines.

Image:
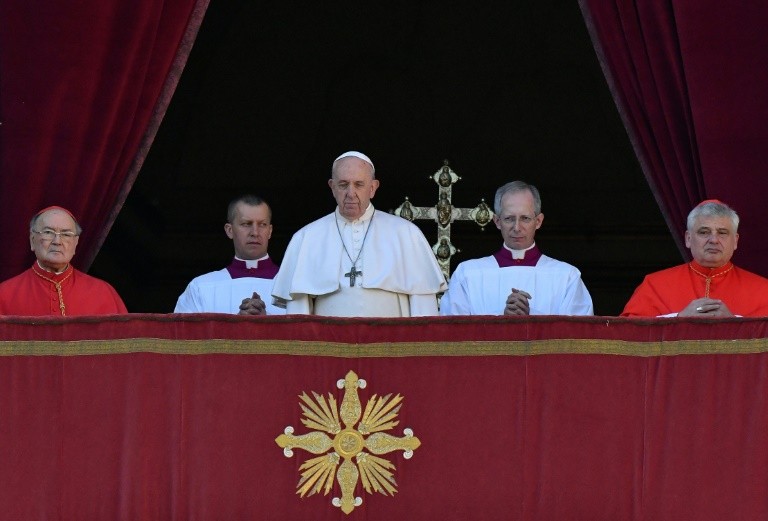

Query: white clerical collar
left=236, top=254, right=269, bottom=269
left=336, top=203, right=375, bottom=225
left=36, top=260, right=69, bottom=275
left=503, top=242, right=536, bottom=260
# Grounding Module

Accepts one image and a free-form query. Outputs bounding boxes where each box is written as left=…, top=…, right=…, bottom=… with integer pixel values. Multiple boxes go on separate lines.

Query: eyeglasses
left=33, top=229, right=79, bottom=242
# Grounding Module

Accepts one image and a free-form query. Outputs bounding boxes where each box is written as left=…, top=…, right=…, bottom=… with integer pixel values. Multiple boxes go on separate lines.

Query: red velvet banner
left=1, top=315, right=766, bottom=520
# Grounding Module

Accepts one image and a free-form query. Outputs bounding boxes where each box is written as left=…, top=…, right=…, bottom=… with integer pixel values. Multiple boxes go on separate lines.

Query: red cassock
left=0, top=263, right=127, bottom=316
left=621, top=260, right=768, bottom=317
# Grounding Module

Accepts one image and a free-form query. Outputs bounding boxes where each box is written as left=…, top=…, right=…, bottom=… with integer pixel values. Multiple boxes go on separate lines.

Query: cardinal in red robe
left=622, top=200, right=768, bottom=318
left=0, top=206, right=127, bottom=316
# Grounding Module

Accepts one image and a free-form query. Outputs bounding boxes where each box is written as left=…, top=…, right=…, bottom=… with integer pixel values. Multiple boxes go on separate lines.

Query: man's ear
left=370, top=179, right=380, bottom=198
left=224, top=223, right=234, bottom=239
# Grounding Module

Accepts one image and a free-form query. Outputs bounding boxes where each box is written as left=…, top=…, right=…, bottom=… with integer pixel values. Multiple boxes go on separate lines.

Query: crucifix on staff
left=393, top=160, right=494, bottom=280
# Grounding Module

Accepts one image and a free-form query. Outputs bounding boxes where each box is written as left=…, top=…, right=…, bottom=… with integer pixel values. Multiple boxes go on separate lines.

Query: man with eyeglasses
left=174, top=195, right=286, bottom=315
left=440, top=181, right=593, bottom=316
left=0, top=205, right=127, bottom=316
left=621, top=199, right=768, bottom=317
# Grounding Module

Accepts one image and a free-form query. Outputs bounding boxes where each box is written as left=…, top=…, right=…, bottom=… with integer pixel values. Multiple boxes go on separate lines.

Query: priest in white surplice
left=441, top=181, right=593, bottom=316
left=271, top=151, right=447, bottom=317
left=175, top=195, right=286, bottom=315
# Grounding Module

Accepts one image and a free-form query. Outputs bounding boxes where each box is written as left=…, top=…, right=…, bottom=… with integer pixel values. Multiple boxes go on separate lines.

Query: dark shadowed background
left=90, top=2, right=680, bottom=315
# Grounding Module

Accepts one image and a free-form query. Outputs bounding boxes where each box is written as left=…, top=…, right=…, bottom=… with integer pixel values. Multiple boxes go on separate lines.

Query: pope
left=271, top=151, right=446, bottom=316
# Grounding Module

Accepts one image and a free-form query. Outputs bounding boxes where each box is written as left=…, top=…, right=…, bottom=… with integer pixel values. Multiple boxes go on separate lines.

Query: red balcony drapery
left=1, top=315, right=767, bottom=519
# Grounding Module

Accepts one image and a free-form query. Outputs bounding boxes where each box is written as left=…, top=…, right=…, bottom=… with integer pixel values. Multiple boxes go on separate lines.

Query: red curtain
left=0, top=0, right=209, bottom=281
left=1, top=315, right=768, bottom=520
left=579, top=1, right=768, bottom=274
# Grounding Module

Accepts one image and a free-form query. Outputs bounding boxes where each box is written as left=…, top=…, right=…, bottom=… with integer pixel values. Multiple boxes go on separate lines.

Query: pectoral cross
left=393, top=160, right=494, bottom=280
left=344, top=266, right=362, bottom=287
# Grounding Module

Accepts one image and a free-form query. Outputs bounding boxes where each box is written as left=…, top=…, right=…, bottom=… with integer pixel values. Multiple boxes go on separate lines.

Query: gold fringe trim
left=1, top=337, right=767, bottom=357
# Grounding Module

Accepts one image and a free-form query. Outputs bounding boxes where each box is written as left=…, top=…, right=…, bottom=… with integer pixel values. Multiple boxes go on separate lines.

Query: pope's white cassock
left=271, top=204, right=447, bottom=317
left=175, top=257, right=286, bottom=315
left=440, top=244, right=593, bottom=315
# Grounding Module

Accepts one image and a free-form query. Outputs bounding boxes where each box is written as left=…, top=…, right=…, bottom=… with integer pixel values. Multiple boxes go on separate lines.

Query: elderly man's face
left=685, top=215, right=739, bottom=268
left=29, top=209, right=80, bottom=272
left=328, top=157, right=379, bottom=220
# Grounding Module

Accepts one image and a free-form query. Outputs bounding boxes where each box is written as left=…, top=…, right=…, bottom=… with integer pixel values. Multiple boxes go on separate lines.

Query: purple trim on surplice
left=225, top=257, right=279, bottom=279
left=492, top=245, right=542, bottom=267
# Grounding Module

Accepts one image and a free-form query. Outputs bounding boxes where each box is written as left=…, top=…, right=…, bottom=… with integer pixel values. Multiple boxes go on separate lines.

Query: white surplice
left=174, top=262, right=285, bottom=315
left=440, top=254, right=593, bottom=316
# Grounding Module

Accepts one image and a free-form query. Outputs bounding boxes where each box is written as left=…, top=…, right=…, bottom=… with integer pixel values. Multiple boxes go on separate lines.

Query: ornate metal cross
left=394, top=160, right=494, bottom=280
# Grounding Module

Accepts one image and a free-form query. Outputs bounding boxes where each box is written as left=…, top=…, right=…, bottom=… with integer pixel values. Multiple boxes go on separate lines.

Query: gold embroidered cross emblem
left=275, top=370, right=421, bottom=514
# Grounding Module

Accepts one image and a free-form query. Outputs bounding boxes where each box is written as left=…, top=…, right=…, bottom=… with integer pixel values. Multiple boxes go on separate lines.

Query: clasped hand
left=238, top=292, right=267, bottom=316
left=678, top=298, right=734, bottom=317
left=504, top=288, right=531, bottom=316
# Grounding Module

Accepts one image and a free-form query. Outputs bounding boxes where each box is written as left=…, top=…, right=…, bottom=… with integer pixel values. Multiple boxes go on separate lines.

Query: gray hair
left=686, top=200, right=739, bottom=231
left=227, top=194, right=272, bottom=223
left=494, top=181, right=542, bottom=215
